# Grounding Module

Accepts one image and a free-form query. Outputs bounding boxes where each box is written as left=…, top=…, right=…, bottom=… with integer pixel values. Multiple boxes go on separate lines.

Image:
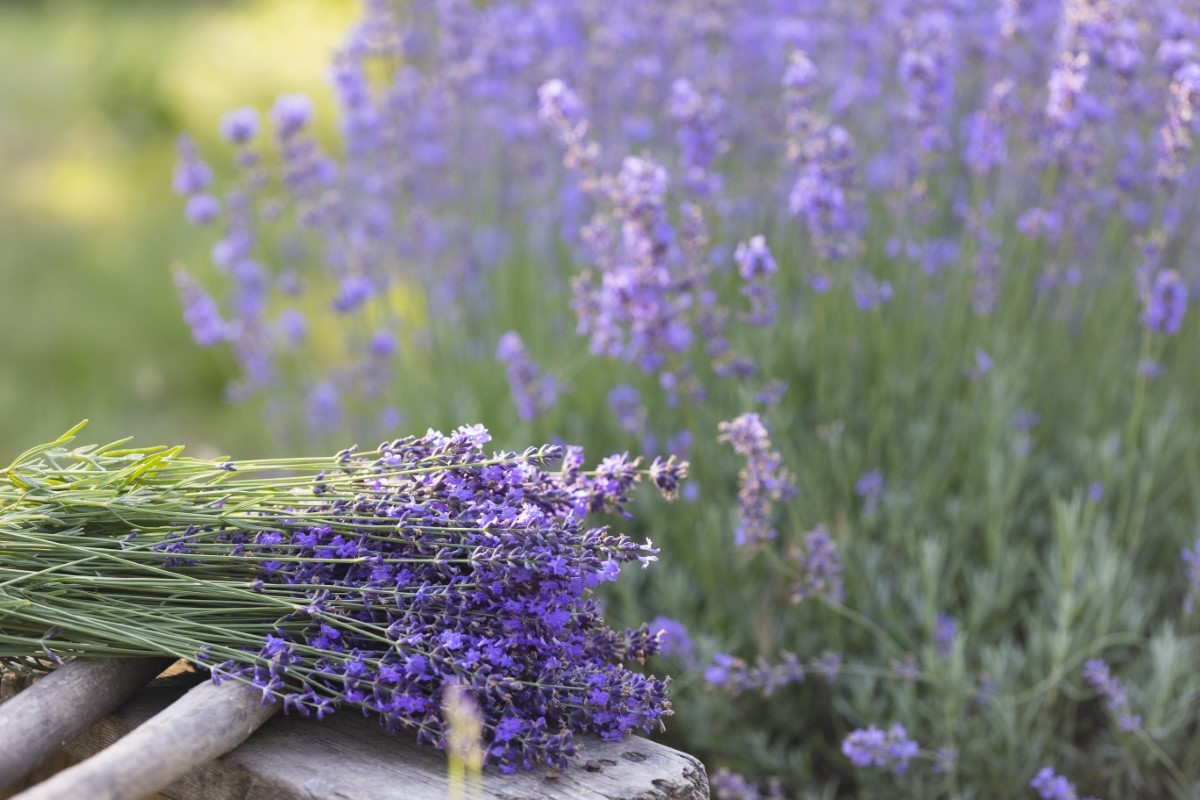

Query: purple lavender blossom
left=964, top=79, right=1017, bottom=175
left=933, top=746, right=958, bottom=774
left=898, top=7, right=957, bottom=155
left=276, top=309, right=307, bottom=346
left=855, top=469, right=885, bottom=515
left=734, top=236, right=778, bottom=327
left=668, top=78, right=726, bottom=197
left=496, top=331, right=558, bottom=422
left=172, top=136, right=213, bottom=196
left=649, top=616, right=695, bottom=665
left=842, top=725, right=919, bottom=774
left=970, top=349, right=994, bottom=379
left=792, top=525, right=844, bottom=604
left=711, top=768, right=767, bottom=800
left=934, top=613, right=957, bottom=658
left=185, top=194, right=221, bottom=226
left=1142, top=269, right=1189, bottom=334
left=1083, top=658, right=1140, bottom=731
left=1156, top=62, right=1200, bottom=185
left=538, top=79, right=597, bottom=174
left=717, top=414, right=796, bottom=547
left=306, top=381, right=342, bottom=433
left=704, top=651, right=803, bottom=697
left=1030, top=767, right=1083, bottom=800
left=220, top=107, right=260, bottom=145
left=1013, top=409, right=1040, bottom=432
left=607, top=384, right=644, bottom=436
left=174, top=269, right=227, bottom=347
left=271, top=93, right=315, bottom=140
left=852, top=272, right=894, bottom=311
left=811, top=650, right=842, bottom=684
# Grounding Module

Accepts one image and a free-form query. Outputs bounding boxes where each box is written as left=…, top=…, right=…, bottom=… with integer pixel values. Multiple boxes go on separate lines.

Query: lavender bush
left=172, top=1, right=1200, bottom=796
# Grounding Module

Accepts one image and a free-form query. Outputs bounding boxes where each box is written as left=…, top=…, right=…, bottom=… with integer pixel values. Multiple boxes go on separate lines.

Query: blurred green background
left=0, top=0, right=355, bottom=458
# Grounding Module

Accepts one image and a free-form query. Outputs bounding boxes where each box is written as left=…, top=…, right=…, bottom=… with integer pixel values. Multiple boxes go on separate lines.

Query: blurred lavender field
left=12, top=0, right=1200, bottom=797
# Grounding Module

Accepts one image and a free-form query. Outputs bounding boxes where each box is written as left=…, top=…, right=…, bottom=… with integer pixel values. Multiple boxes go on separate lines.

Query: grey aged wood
left=11, top=678, right=279, bottom=800
left=0, top=657, right=172, bottom=793
left=4, top=672, right=709, bottom=800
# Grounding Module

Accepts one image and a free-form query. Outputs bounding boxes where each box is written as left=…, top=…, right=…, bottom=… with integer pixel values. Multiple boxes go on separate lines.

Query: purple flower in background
left=333, top=274, right=374, bottom=313
left=668, top=78, right=726, bottom=197
left=898, top=6, right=957, bottom=155
left=496, top=331, right=558, bottom=422
left=1184, top=540, right=1200, bottom=615
left=1137, top=358, right=1165, bottom=379
left=1016, top=208, right=1063, bottom=242
left=607, top=384, right=644, bottom=436
left=934, top=613, right=957, bottom=658
left=855, top=469, right=885, bottom=515
left=842, top=725, right=919, bottom=774
left=970, top=349, right=993, bottom=379
left=705, top=652, right=803, bottom=698
left=1087, top=481, right=1104, bottom=503
left=220, top=107, right=260, bottom=145
left=538, top=78, right=596, bottom=174
left=1156, top=62, right=1200, bottom=185
left=1084, top=658, right=1140, bottom=731
left=172, top=136, right=212, bottom=196
left=1030, top=767, right=1083, bottom=800
left=185, top=194, right=220, bottom=226
left=174, top=269, right=227, bottom=347
left=933, top=747, right=958, bottom=774
left=711, top=768, right=768, bottom=800
left=734, top=235, right=777, bottom=281
left=811, top=650, right=842, bottom=683
left=852, top=272, right=894, bottom=311
left=718, top=413, right=796, bottom=547
left=369, top=329, right=397, bottom=358
left=307, top=381, right=342, bottom=434
left=705, top=652, right=751, bottom=693
left=649, top=616, right=695, bottom=665
left=276, top=309, right=307, bottom=346
left=1013, top=409, right=1040, bottom=432
left=271, top=93, right=315, bottom=140
left=735, top=236, right=778, bottom=327
left=964, top=79, right=1016, bottom=175
left=1142, top=269, right=1188, bottom=334
left=792, top=525, right=844, bottom=604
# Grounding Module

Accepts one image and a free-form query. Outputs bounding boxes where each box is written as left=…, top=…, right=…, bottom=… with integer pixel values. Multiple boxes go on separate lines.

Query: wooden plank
left=11, top=677, right=280, bottom=800
left=0, top=658, right=172, bottom=794
left=10, top=674, right=708, bottom=800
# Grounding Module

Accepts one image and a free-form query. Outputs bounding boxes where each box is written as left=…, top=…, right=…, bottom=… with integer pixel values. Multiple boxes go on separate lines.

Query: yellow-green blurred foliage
left=0, top=0, right=354, bottom=457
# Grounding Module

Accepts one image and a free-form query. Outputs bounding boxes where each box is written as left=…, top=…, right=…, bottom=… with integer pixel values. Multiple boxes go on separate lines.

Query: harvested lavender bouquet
left=0, top=422, right=684, bottom=772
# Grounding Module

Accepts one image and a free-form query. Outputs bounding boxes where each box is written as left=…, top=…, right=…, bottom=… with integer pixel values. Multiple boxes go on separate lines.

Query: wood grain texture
left=11, top=677, right=280, bottom=800
left=10, top=675, right=709, bottom=800
left=0, top=657, right=172, bottom=793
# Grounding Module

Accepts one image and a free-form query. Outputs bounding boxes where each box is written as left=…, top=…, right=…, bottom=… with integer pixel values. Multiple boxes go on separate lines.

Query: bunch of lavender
left=0, top=422, right=684, bottom=772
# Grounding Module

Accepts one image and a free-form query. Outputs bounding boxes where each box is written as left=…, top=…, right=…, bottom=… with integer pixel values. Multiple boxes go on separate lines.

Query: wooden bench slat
left=0, top=658, right=172, bottom=794
left=3, top=670, right=709, bottom=800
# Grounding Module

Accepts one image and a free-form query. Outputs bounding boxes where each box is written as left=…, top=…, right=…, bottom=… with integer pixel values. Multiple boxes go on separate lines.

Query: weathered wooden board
left=0, top=658, right=172, bottom=794
left=3, top=670, right=709, bottom=800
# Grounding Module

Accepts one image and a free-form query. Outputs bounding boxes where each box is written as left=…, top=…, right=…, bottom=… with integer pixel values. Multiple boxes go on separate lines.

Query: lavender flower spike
left=1142, top=270, right=1188, bottom=335
left=717, top=413, right=796, bottom=547
left=496, top=331, right=558, bottom=422
left=842, top=725, right=919, bottom=774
